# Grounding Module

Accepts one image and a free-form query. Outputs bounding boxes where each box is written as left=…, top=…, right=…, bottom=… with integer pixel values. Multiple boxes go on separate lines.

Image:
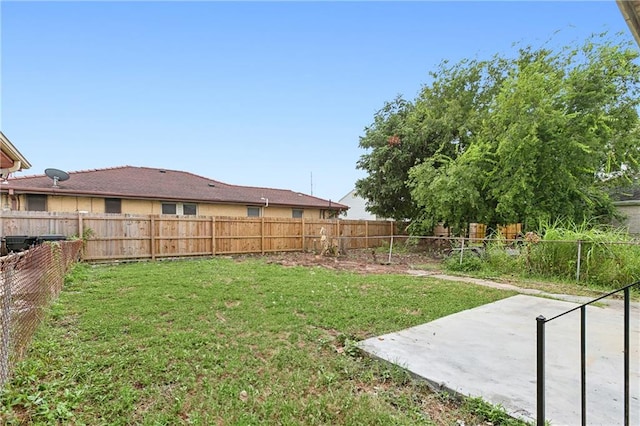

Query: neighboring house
left=612, top=186, right=640, bottom=235
left=2, top=166, right=347, bottom=219
left=0, top=132, right=31, bottom=180
left=338, top=189, right=385, bottom=221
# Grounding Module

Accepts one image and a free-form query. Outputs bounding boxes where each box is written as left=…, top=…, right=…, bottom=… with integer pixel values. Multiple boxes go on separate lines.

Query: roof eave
left=0, top=132, right=32, bottom=169
left=618, top=0, right=640, bottom=47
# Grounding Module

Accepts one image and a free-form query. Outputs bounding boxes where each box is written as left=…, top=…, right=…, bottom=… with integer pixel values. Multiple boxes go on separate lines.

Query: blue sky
left=0, top=1, right=634, bottom=202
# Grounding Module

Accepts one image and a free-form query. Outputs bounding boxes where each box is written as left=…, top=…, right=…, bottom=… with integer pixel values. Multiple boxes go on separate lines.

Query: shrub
left=444, top=251, right=484, bottom=272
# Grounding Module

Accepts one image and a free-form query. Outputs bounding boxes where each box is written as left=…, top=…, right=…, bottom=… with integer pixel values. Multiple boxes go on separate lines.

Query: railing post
left=580, top=306, right=587, bottom=426
left=536, top=315, right=546, bottom=426
left=538, top=280, right=637, bottom=426
left=624, top=287, right=630, bottom=426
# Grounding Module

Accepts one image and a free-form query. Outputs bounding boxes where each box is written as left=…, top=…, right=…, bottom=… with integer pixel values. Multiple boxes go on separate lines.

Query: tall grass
left=526, top=220, right=640, bottom=288
left=444, top=220, right=640, bottom=290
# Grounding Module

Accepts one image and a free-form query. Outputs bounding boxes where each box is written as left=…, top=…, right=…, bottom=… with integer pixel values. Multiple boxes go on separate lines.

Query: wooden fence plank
left=1, top=211, right=401, bottom=261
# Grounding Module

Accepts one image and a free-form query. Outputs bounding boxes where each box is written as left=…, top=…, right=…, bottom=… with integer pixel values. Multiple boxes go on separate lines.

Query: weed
left=463, top=396, right=525, bottom=425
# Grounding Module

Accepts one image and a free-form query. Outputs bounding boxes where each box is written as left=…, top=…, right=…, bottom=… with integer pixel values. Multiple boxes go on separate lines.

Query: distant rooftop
left=7, top=165, right=347, bottom=210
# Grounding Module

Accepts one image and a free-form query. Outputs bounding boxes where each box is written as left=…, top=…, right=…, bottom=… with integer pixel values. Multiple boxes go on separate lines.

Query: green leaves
left=357, top=31, right=640, bottom=232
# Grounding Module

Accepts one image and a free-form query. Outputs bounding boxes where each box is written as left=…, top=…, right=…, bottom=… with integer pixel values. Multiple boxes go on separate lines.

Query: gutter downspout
left=0, top=160, right=21, bottom=179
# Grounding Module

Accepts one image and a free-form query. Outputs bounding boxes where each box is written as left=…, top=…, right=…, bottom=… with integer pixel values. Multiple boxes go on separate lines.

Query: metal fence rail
left=536, top=280, right=639, bottom=426
left=0, top=240, right=83, bottom=388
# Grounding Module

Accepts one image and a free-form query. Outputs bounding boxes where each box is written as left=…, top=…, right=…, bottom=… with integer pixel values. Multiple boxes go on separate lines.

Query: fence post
left=459, top=237, right=465, bottom=265
left=365, top=220, right=369, bottom=249
left=261, top=216, right=265, bottom=255
left=301, top=218, right=305, bottom=252
left=536, top=315, right=546, bottom=426
left=576, top=239, right=582, bottom=282
left=211, top=216, right=216, bottom=256
left=390, top=220, right=393, bottom=247
left=150, top=216, right=156, bottom=261
left=77, top=212, right=85, bottom=258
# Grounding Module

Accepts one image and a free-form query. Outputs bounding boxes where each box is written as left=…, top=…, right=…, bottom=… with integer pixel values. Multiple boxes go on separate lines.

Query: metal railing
left=536, top=280, right=639, bottom=426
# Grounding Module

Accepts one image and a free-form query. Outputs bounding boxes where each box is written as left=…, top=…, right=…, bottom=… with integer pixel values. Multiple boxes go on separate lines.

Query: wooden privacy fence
left=0, top=211, right=399, bottom=262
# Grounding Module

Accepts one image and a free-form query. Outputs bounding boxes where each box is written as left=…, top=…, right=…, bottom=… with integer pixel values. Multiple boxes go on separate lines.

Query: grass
left=0, top=257, right=521, bottom=425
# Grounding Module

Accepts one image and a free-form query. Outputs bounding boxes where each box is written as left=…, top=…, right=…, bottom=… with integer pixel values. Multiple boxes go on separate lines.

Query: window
left=183, top=204, right=197, bottom=216
left=292, top=209, right=303, bottom=218
left=105, top=198, right=121, bottom=214
left=161, top=203, right=196, bottom=215
left=247, top=206, right=261, bottom=217
left=162, top=203, right=177, bottom=214
left=26, top=194, right=46, bottom=211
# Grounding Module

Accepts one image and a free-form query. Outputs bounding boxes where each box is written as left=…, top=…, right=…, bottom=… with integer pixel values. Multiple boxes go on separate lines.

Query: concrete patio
left=358, top=294, right=639, bottom=425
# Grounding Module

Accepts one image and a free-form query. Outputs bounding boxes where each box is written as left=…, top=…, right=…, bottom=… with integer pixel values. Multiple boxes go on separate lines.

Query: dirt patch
left=234, top=249, right=444, bottom=275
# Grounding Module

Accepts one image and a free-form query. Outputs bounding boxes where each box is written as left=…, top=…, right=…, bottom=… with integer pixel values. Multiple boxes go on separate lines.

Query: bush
left=444, top=251, right=484, bottom=272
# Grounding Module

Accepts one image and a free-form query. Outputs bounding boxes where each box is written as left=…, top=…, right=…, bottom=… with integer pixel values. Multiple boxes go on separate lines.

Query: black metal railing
left=536, top=281, right=639, bottom=426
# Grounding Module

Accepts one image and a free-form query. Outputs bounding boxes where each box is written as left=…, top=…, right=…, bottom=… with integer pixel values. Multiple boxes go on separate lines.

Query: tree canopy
left=355, top=33, right=640, bottom=234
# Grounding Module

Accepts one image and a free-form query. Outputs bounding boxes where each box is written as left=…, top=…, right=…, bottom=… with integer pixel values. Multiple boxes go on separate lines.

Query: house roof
left=618, top=0, right=640, bottom=47
left=5, top=166, right=347, bottom=210
left=0, top=132, right=32, bottom=170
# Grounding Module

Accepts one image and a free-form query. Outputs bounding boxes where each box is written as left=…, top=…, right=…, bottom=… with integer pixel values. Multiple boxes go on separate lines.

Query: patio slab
left=357, top=294, right=640, bottom=425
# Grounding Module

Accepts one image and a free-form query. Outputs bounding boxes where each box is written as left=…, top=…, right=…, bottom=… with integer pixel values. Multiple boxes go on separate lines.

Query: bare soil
left=234, top=249, right=444, bottom=275
left=232, top=250, right=617, bottom=302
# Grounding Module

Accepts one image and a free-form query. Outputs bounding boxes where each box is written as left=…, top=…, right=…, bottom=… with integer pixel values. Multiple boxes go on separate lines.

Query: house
left=338, top=189, right=385, bottom=221
left=611, top=186, right=640, bottom=234
left=1, top=166, right=347, bottom=219
left=0, top=132, right=31, bottom=180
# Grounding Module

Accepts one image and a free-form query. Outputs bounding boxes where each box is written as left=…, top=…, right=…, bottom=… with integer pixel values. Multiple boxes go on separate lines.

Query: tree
left=357, top=32, right=640, bottom=233
left=355, top=96, right=421, bottom=221
left=356, top=56, right=510, bottom=222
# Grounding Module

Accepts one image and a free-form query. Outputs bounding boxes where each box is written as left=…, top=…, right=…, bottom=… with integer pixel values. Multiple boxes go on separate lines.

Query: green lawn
left=1, top=257, right=520, bottom=425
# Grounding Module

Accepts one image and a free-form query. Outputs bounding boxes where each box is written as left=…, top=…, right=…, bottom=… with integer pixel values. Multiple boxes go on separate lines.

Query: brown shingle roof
left=6, top=166, right=347, bottom=210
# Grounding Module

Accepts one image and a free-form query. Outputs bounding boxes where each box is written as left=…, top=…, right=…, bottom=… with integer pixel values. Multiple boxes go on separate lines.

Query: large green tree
left=356, top=33, right=640, bottom=233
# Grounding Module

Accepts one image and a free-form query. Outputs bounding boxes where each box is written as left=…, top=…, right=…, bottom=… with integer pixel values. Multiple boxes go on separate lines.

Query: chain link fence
left=0, top=240, right=83, bottom=388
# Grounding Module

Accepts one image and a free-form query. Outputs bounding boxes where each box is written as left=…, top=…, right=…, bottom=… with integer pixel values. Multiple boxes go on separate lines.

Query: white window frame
left=247, top=206, right=261, bottom=217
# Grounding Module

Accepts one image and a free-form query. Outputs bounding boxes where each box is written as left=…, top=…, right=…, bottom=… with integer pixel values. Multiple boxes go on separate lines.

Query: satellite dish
left=44, top=168, right=70, bottom=187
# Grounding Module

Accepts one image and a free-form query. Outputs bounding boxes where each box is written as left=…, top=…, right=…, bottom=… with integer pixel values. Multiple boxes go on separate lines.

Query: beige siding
left=123, top=199, right=155, bottom=214
left=4, top=194, right=326, bottom=219
left=614, top=204, right=640, bottom=234
left=75, top=197, right=96, bottom=212
left=201, top=204, right=247, bottom=217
